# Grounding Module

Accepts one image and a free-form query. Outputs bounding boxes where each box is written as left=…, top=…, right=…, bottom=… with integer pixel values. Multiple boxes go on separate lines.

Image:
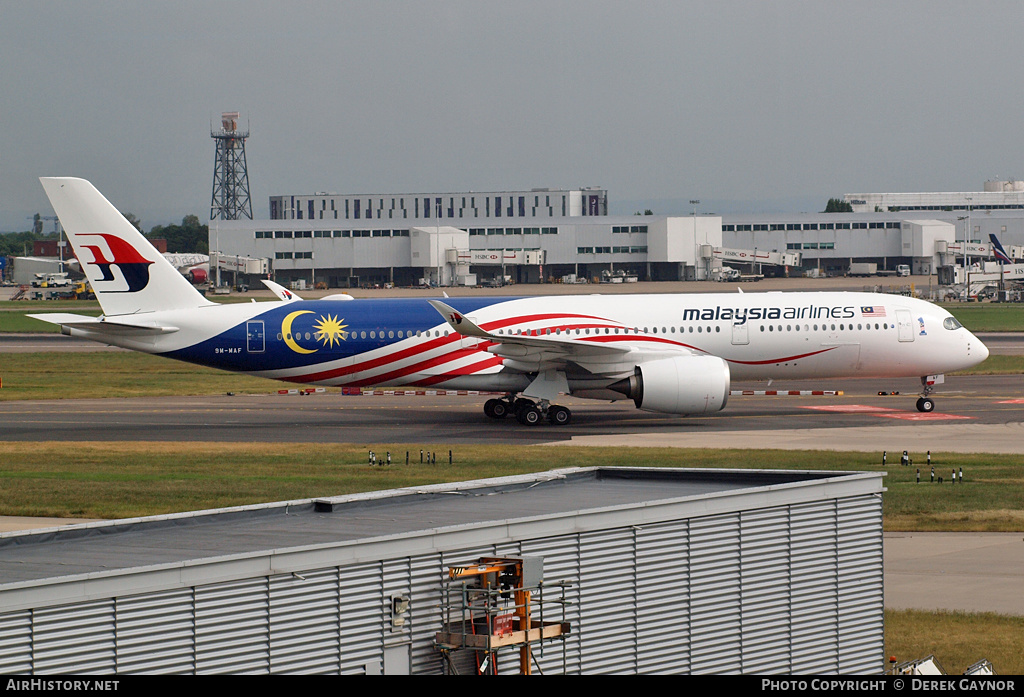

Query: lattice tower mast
left=210, top=111, right=253, bottom=220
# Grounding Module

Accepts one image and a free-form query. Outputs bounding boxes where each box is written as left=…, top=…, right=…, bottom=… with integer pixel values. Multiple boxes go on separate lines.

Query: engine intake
left=609, top=355, right=730, bottom=415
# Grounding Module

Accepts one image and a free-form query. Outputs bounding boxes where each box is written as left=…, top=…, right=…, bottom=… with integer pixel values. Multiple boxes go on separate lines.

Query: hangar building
left=0, top=467, right=884, bottom=675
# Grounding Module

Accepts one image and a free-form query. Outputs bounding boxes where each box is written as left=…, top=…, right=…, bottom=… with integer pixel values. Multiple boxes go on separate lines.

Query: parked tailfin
left=989, top=233, right=1012, bottom=265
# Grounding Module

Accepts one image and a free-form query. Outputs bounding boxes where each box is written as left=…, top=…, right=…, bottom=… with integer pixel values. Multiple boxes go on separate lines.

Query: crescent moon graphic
left=282, top=310, right=317, bottom=354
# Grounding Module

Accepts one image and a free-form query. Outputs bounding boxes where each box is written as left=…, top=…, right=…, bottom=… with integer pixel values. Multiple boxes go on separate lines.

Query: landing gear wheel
left=513, top=398, right=535, bottom=415
left=484, top=398, right=510, bottom=419
left=916, top=397, right=935, bottom=413
left=516, top=405, right=543, bottom=426
left=547, top=405, right=572, bottom=426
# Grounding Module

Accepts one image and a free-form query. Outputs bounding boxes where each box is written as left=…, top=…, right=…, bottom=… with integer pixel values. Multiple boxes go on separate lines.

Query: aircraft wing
left=428, top=299, right=703, bottom=403
left=428, top=299, right=632, bottom=357
left=26, top=313, right=180, bottom=334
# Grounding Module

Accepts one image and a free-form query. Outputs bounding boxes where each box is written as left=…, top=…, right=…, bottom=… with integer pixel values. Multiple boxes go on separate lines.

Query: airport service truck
left=848, top=263, right=877, bottom=277
left=850, top=263, right=910, bottom=277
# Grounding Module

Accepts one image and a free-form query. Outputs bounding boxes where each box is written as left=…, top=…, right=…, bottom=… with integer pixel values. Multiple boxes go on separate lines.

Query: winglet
left=262, top=279, right=301, bottom=301
left=427, top=300, right=491, bottom=339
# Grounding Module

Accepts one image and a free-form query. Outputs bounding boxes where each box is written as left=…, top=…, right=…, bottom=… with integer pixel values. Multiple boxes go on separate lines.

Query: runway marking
left=800, top=405, right=899, bottom=413
left=872, top=412, right=976, bottom=421
left=731, top=390, right=843, bottom=396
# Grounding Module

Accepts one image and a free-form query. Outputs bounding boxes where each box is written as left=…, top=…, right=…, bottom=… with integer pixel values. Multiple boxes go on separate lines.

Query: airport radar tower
left=210, top=111, right=253, bottom=220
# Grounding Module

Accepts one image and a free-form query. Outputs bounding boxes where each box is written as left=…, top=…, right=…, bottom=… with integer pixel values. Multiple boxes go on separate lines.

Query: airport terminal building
left=211, top=212, right=721, bottom=287
left=843, top=179, right=1024, bottom=213
left=199, top=181, right=1024, bottom=290
left=212, top=205, right=1024, bottom=289
left=269, top=187, right=609, bottom=222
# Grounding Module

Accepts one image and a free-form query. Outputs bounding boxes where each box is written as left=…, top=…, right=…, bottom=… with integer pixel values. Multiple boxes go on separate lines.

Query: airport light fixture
left=966, top=196, right=973, bottom=285
left=957, top=214, right=969, bottom=298
left=690, top=200, right=700, bottom=279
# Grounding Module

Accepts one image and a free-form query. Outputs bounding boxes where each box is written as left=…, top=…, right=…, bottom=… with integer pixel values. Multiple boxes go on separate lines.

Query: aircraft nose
left=971, top=333, right=989, bottom=363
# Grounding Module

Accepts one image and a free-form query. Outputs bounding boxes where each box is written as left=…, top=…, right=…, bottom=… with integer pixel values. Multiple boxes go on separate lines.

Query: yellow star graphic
left=313, top=314, right=348, bottom=348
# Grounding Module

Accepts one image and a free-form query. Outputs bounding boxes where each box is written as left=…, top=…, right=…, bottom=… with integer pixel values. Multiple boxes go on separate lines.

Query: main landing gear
left=483, top=395, right=572, bottom=426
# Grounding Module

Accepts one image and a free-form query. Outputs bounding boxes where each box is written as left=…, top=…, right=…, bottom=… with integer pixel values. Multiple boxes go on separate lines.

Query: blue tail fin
left=989, top=234, right=1012, bottom=265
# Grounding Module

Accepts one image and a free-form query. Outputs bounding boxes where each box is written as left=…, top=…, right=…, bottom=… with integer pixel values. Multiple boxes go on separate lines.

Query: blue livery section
left=162, top=296, right=510, bottom=373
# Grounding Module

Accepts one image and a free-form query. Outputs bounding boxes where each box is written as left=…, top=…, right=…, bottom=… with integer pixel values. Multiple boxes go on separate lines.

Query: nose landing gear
left=915, top=396, right=935, bottom=413
left=915, top=374, right=943, bottom=413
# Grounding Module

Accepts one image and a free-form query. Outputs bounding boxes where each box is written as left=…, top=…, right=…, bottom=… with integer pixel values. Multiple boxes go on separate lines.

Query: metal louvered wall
left=0, top=492, right=882, bottom=675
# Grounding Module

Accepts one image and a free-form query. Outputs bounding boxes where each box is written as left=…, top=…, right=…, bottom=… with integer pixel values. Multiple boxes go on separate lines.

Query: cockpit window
left=943, top=317, right=963, bottom=330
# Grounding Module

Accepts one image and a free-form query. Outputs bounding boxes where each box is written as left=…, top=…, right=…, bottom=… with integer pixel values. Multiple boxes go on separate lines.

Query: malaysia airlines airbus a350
left=29, top=177, right=989, bottom=425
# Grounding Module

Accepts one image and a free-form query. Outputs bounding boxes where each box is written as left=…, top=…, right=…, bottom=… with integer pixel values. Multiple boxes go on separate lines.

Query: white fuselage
left=64, top=291, right=988, bottom=394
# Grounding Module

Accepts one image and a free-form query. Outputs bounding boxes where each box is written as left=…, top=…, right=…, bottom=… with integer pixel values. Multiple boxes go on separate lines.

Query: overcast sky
left=3, top=1, right=1023, bottom=231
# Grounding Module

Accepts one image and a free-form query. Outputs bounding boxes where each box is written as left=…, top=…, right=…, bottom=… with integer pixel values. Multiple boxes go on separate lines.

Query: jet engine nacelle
left=610, top=355, right=730, bottom=415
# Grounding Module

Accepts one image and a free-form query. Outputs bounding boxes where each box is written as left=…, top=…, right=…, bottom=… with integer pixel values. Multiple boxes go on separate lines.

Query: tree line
left=1, top=213, right=209, bottom=257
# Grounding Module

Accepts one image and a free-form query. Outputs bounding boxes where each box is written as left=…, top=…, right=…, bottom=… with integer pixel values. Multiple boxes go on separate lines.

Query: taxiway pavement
left=1, top=374, right=1021, bottom=451
left=1, top=369, right=1021, bottom=618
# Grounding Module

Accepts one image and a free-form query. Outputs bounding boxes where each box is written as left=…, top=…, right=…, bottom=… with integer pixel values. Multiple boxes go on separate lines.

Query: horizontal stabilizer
left=27, top=313, right=179, bottom=334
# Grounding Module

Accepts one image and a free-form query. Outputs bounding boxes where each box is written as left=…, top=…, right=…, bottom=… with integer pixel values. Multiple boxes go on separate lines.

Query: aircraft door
left=895, top=309, right=914, bottom=342
left=731, top=320, right=749, bottom=345
left=247, top=320, right=266, bottom=353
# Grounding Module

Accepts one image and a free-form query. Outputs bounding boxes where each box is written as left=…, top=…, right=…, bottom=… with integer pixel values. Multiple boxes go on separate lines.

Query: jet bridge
left=712, top=247, right=801, bottom=269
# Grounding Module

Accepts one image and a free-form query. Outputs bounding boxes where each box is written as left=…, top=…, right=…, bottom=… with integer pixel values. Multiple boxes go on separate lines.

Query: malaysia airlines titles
left=682, top=304, right=859, bottom=326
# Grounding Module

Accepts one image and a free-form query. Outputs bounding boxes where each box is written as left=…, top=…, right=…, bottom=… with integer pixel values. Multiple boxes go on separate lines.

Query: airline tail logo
left=989, top=234, right=1012, bottom=265
left=78, top=233, right=154, bottom=293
